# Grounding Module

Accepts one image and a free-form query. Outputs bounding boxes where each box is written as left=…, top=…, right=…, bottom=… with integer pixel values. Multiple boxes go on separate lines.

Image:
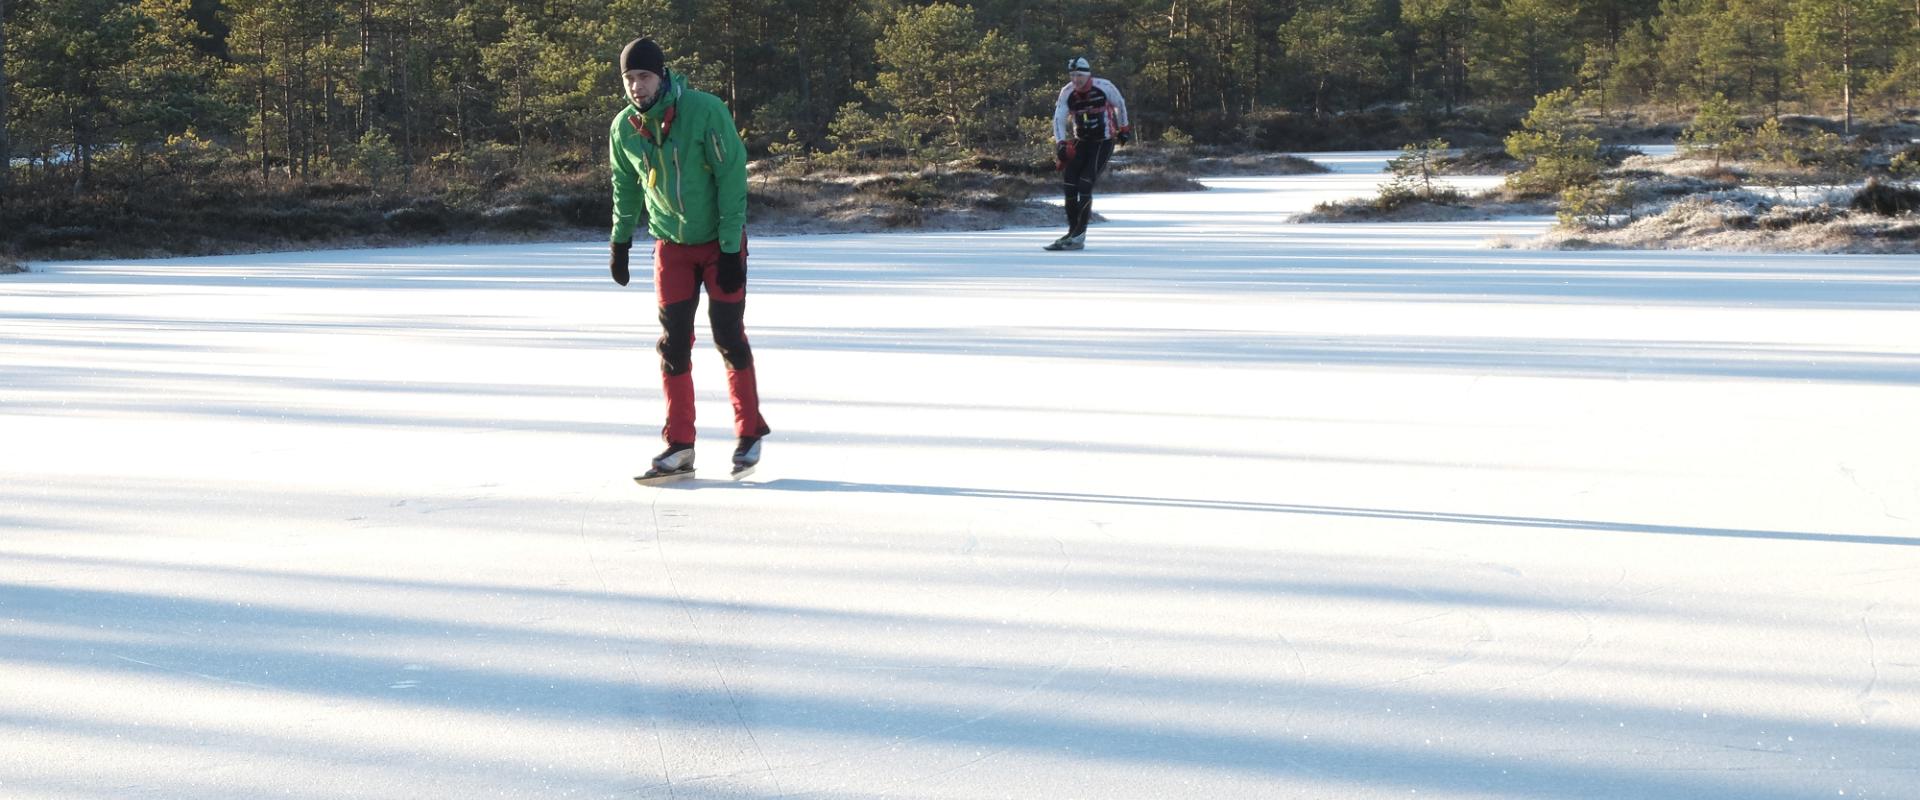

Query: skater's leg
left=660, top=371, right=694, bottom=443
left=1064, top=141, right=1102, bottom=237
left=1075, top=140, right=1116, bottom=235
left=702, top=240, right=770, bottom=439
left=1060, top=175, right=1083, bottom=238
left=709, top=303, right=769, bottom=438
left=654, top=241, right=703, bottom=444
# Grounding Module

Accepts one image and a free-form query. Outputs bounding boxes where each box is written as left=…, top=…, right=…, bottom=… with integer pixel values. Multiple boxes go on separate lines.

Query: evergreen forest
left=3, top=0, right=1918, bottom=258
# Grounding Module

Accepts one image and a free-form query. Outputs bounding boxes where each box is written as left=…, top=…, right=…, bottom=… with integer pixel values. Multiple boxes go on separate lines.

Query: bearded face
left=624, top=69, right=663, bottom=110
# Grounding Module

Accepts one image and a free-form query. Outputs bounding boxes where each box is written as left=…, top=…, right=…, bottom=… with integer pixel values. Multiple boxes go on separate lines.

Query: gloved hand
left=609, top=240, right=632, bottom=286
left=1116, top=128, right=1132, bottom=146
left=716, top=249, right=745, bottom=294
left=1055, top=141, right=1070, bottom=163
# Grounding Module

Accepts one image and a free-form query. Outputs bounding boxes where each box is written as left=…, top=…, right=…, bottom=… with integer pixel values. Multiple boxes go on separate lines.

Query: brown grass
left=1537, top=195, right=1920, bottom=253
left=749, top=169, right=1058, bottom=234
left=1295, top=190, right=1552, bottom=223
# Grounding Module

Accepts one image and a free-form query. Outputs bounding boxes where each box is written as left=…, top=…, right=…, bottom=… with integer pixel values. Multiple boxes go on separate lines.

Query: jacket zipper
left=672, top=147, right=686, bottom=239
left=640, top=123, right=681, bottom=218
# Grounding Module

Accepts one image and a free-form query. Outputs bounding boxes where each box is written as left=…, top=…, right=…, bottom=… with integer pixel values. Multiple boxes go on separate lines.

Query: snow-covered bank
left=1544, top=150, right=1920, bottom=254
left=3, top=168, right=1917, bottom=799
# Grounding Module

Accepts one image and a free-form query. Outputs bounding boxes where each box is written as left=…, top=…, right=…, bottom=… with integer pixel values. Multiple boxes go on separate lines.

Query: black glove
left=716, top=249, right=745, bottom=294
left=1055, top=141, right=1070, bottom=163
left=1116, top=129, right=1132, bottom=146
left=609, top=240, right=632, bottom=286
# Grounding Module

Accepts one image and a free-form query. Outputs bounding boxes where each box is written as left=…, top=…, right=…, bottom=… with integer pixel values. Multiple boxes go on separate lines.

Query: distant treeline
left=3, top=0, right=1919, bottom=198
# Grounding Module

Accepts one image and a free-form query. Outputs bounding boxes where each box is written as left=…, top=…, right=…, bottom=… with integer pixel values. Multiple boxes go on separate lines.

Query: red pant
left=653, top=238, right=768, bottom=444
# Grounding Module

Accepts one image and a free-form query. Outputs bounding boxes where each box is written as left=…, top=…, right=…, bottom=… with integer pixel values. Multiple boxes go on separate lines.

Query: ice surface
left=2, top=150, right=1916, bottom=799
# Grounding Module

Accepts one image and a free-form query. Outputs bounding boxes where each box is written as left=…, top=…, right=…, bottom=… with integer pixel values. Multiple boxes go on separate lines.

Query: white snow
left=2, top=152, right=1917, bottom=799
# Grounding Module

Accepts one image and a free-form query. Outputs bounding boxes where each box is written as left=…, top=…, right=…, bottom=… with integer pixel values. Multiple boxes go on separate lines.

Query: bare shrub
left=1850, top=179, right=1920, bottom=216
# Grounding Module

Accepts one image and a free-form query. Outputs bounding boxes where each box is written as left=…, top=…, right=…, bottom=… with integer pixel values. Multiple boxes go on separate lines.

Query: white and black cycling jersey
left=1052, top=77, right=1129, bottom=142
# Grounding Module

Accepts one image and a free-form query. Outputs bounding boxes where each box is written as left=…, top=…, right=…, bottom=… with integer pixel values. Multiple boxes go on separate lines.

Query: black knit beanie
left=620, top=38, right=666, bottom=77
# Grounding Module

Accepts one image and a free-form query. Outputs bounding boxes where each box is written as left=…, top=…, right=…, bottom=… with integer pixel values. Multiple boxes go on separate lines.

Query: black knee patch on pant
left=657, top=298, right=697, bottom=375
left=708, top=300, right=753, bottom=371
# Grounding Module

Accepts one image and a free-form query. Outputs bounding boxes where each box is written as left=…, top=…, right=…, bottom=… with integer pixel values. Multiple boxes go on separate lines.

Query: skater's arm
left=609, top=119, right=643, bottom=244
left=1100, top=78, right=1130, bottom=134
left=1052, top=85, right=1072, bottom=142
left=705, top=101, right=750, bottom=254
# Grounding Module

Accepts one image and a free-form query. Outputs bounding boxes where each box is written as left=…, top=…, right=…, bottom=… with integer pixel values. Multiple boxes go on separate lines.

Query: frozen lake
left=2, top=151, right=1917, bottom=798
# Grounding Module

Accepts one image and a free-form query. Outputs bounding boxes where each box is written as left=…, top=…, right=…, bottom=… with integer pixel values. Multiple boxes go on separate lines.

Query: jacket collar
left=629, top=72, right=686, bottom=124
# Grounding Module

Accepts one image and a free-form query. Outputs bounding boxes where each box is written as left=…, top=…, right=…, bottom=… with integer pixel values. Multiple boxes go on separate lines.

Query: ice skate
left=730, top=436, right=762, bottom=479
left=1042, top=233, right=1084, bottom=251
left=635, top=442, right=695, bottom=484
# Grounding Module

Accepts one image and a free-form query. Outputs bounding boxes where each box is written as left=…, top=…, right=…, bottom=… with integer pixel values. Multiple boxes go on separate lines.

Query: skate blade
left=729, top=464, right=756, bottom=481
left=633, top=468, right=695, bottom=486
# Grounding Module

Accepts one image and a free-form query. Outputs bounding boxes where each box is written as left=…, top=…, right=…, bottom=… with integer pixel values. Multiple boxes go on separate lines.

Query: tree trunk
left=360, top=0, right=372, bottom=134
left=258, top=84, right=270, bottom=183
left=76, top=129, right=92, bottom=192
left=324, top=30, right=337, bottom=164
left=399, top=13, right=415, bottom=166
left=724, top=0, right=738, bottom=108
left=1, top=0, right=10, bottom=207
left=283, top=35, right=296, bottom=178
left=1842, top=10, right=1855, bottom=135
left=1842, top=61, right=1852, bottom=135
left=795, top=35, right=812, bottom=140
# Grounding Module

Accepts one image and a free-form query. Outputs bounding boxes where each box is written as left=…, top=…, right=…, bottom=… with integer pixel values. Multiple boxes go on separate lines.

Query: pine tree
left=479, top=6, right=540, bottom=155
left=1647, top=0, right=1714, bottom=107
left=865, top=3, right=1032, bottom=155
left=1575, top=42, right=1617, bottom=117
left=1868, top=45, right=1920, bottom=114
left=1380, top=137, right=1459, bottom=207
left=223, top=0, right=353, bottom=179
left=1786, top=0, right=1908, bottom=133
left=1280, top=0, right=1391, bottom=117
left=1603, top=21, right=1662, bottom=107
left=1701, top=0, right=1790, bottom=114
left=1505, top=87, right=1602, bottom=194
left=124, top=0, right=229, bottom=165
left=1679, top=92, right=1742, bottom=166
left=1403, top=0, right=1474, bottom=113
left=1471, top=0, right=1580, bottom=104
left=10, top=0, right=160, bottom=187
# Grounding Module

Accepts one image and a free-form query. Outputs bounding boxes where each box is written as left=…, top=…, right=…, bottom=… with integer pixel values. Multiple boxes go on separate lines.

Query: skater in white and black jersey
left=1046, top=56, right=1130, bottom=251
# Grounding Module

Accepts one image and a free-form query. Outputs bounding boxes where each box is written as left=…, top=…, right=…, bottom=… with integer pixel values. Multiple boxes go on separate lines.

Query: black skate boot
left=635, top=442, right=695, bottom=485
left=1042, top=233, right=1084, bottom=251
left=730, top=436, right=762, bottom=479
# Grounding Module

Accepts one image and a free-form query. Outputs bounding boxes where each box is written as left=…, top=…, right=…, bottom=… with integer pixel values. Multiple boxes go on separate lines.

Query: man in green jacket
left=608, top=37, right=768, bottom=481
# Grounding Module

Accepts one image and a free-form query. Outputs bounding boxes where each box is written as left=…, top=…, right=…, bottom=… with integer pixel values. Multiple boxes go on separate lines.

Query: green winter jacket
left=608, top=72, right=748, bottom=252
